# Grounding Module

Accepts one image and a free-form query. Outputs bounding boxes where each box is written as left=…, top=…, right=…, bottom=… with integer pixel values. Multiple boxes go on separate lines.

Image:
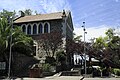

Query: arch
left=38, top=23, right=43, bottom=34
left=22, top=24, right=26, bottom=33
left=33, top=24, right=37, bottom=34
left=44, top=22, right=50, bottom=33
left=27, top=24, right=31, bottom=34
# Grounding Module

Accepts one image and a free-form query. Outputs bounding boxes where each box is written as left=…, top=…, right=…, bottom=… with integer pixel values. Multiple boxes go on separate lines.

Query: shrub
left=56, top=51, right=67, bottom=72
left=56, top=51, right=66, bottom=62
left=112, top=68, right=120, bottom=76
left=42, top=63, right=51, bottom=72
left=111, top=68, right=120, bottom=76
left=45, top=57, right=56, bottom=65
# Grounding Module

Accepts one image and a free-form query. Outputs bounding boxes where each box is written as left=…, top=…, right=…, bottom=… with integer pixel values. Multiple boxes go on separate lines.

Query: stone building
left=14, top=10, right=74, bottom=59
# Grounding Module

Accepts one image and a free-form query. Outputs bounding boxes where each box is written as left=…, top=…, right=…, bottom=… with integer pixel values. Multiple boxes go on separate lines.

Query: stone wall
left=49, top=19, right=63, bottom=33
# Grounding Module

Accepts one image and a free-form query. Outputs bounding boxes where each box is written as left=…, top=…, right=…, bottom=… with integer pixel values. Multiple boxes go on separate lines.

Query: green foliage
left=0, top=17, right=10, bottom=54
left=105, top=28, right=114, bottom=40
left=45, top=57, right=56, bottom=66
left=42, top=63, right=51, bottom=72
left=24, top=9, right=32, bottom=15
left=112, top=68, right=120, bottom=76
left=12, top=27, right=34, bottom=56
left=56, top=51, right=66, bottom=62
left=99, top=67, right=106, bottom=72
left=0, top=9, right=16, bottom=19
left=92, top=28, right=120, bottom=68
left=93, top=36, right=107, bottom=50
left=0, top=10, right=34, bottom=56
left=73, top=35, right=82, bottom=42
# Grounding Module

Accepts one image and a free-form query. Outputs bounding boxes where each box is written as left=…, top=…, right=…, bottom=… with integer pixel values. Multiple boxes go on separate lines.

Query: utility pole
left=8, top=16, right=13, bottom=79
left=82, top=22, right=87, bottom=77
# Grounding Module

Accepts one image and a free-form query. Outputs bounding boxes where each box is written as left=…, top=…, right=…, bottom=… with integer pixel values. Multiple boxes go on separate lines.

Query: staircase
left=59, top=68, right=81, bottom=76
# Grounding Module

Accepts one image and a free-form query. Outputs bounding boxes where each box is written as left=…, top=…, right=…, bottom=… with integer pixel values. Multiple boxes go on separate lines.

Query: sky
left=0, top=0, right=120, bottom=42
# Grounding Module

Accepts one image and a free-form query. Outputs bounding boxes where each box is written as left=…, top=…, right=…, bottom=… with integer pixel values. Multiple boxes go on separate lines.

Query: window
left=33, top=24, right=37, bottom=34
left=44, top=23, right=49, bottom=33
left=27, top=24, right=31, bottom=34
left=38, top=23, right=42, bottom=33
left=22, top=25, right=26, bottom=33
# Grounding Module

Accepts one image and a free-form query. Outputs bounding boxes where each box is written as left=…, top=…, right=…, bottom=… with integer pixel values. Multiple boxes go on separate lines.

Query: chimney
left=19, top=11, right=25, bottom=17
left=62, top=9, right=66, bottom=17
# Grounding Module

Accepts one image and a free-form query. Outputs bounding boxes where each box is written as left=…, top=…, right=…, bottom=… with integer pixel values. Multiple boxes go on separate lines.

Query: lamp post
left=8, top=16, right=13, bottom=79
left=82, top=22, right=87, bottom=77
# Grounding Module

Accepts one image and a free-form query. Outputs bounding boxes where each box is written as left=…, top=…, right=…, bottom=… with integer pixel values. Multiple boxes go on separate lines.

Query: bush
left=102, top=68, right=109, bottom=76
left=42, top=63, right=51, bottom=72
left=112, top=68, right=120, bottom=76
left=56, top=51, right=67, bottom=72
left=92, top=68, right=101, bottom=77
left=56, top=51, right=66, bottom=62
left=45, top=57, right=56, bottom=65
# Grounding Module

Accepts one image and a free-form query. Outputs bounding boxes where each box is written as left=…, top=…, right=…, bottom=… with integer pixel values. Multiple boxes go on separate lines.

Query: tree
left=73, top=34, right=82, bottom=43
left=34, top=10, right=40, bottom=15
left=0, top=10, right=34, bottom=62
left=56, top=51, right=67, bottom=71
left=18, top=9, right=32, bottom=17
left=0, top=9, right=15, bottom=18
left=36, top=31, right=63, bottom=57
left=0, top=10, right=35, bottom=76
left=66, top=34, right=85, bottom=67
left=11, top=26, right=34, bottom=56
left=105, top=29, right=120, bottom=66
left=0, top=17, right=11, bottom=56
left=66, top=34, right=83, bottom=54
left=19, top=9, right=41, bottom=16
left=91, top=28, right=120, bottom=68
left=24, top=9, right=32, bottom=15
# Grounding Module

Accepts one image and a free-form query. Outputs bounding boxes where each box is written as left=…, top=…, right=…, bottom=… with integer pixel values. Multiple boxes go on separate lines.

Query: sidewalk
left=11, top=76, right=120, bottom=80
left=13, top=76, right=82, bottom=80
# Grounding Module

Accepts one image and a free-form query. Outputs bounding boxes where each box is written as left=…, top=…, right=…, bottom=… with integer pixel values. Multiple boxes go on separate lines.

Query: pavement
left=4, top=76, right=120, bottom=80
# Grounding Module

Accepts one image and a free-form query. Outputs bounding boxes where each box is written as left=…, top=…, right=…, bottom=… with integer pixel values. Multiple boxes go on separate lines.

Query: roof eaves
left=14, top=18, right=62, bottom=24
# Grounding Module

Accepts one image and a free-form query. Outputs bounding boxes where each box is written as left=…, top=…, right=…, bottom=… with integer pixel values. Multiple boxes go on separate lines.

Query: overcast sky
left=0, top=0, right=120, bottom=42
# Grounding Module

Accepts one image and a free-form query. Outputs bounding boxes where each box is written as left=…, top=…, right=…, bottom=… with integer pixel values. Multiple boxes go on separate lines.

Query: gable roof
left=14, top=12, right=65, bottom=23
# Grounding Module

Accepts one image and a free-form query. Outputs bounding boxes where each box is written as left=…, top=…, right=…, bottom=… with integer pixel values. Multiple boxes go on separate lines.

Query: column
left=26, top=26, right=27, bottom=35
left=37, top=24, right=38, bottom=34
left=42, top=24, right=44, bottom=34
left=48, top=24, right=50, bottom=33
left=31, top=24, right=33, bottom=35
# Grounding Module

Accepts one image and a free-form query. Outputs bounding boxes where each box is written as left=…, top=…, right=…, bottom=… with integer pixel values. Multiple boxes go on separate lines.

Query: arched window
left=33, top=24, right=37, bottom=34
left=27, top=24, right=31, bottom=34
left=22, top=25, right=26, bottom=33
left=38, top=23, right=42, bottom=34
left=44, top=23, right=49, bottom=33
